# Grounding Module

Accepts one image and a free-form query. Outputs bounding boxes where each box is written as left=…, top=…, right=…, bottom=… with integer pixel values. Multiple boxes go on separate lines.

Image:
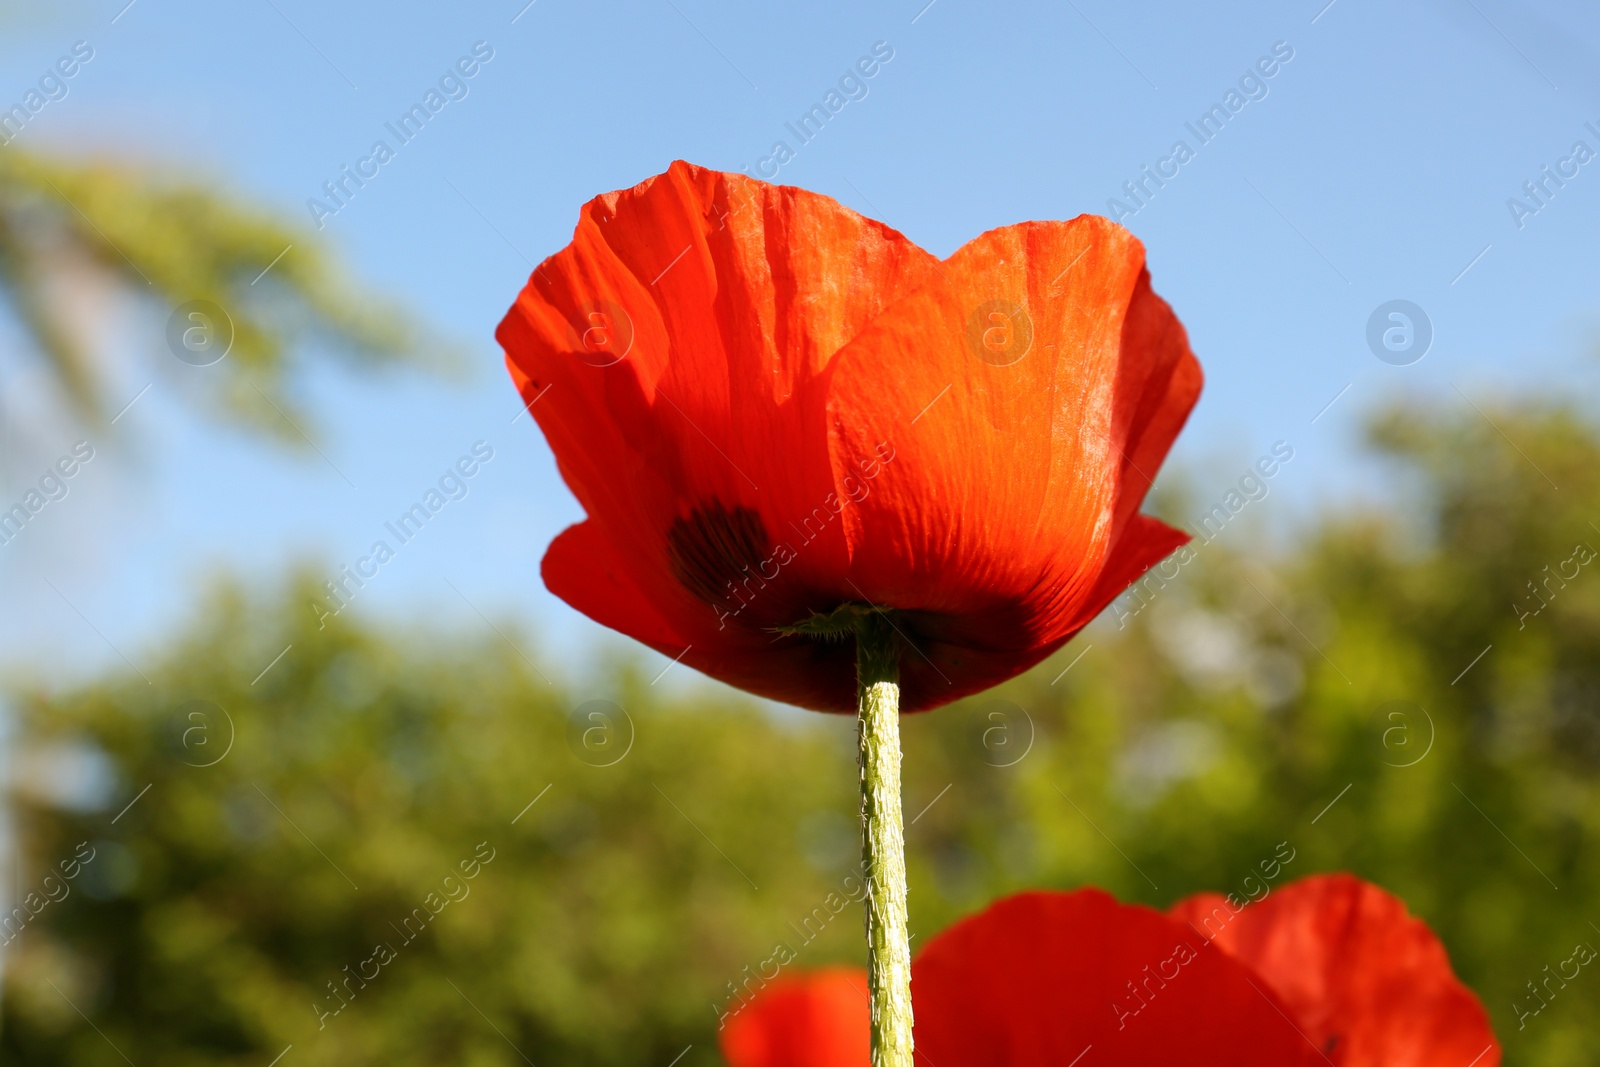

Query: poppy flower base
left=851, top=611, right=914, bottom=1067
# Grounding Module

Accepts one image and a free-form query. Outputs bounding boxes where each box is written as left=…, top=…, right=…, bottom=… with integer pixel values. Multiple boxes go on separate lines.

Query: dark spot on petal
left=666, top=502, right=771, bottom=607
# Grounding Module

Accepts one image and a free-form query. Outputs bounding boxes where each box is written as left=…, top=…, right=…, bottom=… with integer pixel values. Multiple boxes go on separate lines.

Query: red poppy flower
left=719, top=874, right=1500, bottom=1066
left=499, top=161, right=1200, bottom=712
left=720, top=967, right=872, bottom=1067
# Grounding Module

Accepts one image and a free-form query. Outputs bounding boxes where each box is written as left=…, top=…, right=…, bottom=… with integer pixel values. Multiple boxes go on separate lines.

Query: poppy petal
left=1066, top=512, right=1191, bottom=635
left=1168, top=874, right=1500, bottom=1066
left=719, top=967, right=871, bottom=1067
left=541, top=520, right=681, bottom=650
left=911, top=889, right=1326, bottom=1065
left=825, top=219, right=1199, bottom=709
left=541, top=517, right=861, bottom=711
left=1104, top=267, right=1203, bottom=536
left=502, top=163, right=935, bottom=708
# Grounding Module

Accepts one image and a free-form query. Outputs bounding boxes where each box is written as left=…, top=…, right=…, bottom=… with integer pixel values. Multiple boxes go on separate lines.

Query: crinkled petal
left=911, top=889, right=1326, bottom=1065
left=1168, top=874, right=1501, bottom=1067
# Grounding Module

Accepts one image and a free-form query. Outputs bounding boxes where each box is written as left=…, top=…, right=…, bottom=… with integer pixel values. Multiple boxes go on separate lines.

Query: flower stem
left=855, top=612, right=913, bottom=1066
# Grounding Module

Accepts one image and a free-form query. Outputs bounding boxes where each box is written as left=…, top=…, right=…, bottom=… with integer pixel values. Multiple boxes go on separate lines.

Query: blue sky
left=3, top=0, right=1599, bottom=693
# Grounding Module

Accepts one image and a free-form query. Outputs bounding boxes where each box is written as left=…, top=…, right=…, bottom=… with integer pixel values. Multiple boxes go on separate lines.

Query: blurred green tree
left=1, top=574, right=866, bottom=1066
left=4, top=393, right=1598, bottom=1064
left=0, top=148, right=441, bottom=442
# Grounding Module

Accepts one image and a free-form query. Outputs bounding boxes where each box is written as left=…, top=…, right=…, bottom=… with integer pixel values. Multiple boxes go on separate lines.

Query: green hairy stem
left=854, top=611, right=913, bottom=1066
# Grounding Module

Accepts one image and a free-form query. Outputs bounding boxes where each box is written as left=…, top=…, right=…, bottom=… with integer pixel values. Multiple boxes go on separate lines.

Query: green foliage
left=2, top=576, right=864, bottom=1066
left=0, top=149, right=445, bottom=441
left=5, top=394, right=1600, bottom=1063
